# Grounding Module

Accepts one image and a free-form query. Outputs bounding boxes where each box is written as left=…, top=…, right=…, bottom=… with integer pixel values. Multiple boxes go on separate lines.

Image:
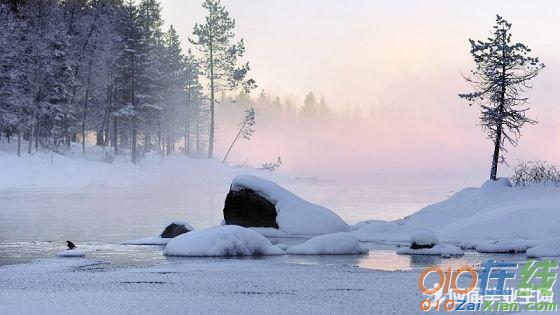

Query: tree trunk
left=490, top=32, right=508, bottom=181
left=17, top=124, right=21, bottom=157
left=132, top=120, right=137, bottom=164
left=184, top=89, right=191, bottom=155
left=112, top=117, right=118, bottom=155
left=208, top=40, right=215, bottom=159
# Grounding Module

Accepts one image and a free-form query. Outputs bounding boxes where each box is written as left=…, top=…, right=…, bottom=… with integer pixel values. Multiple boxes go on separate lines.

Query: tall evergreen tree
left=459, top=15, right=545, bottom=180
left=189, top=0, right=255, bottom=159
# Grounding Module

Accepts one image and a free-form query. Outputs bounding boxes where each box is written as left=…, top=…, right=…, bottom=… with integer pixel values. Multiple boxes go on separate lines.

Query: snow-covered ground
left=352, top=178, right=560, bottom=254
left=0, top=257, right=427, bottom=314
left=0, top=141, right=281, bottom=189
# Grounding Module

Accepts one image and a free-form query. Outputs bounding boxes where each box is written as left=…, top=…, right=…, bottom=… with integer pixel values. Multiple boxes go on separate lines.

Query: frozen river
left=0, top=180, right=525, bottom=269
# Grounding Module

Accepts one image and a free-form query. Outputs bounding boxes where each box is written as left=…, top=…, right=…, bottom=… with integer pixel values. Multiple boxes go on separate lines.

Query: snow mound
left=411, top=230, right=438, bottom=246
left=286, top=232, right=368, bottom=255
left=56, top=249, right=86, bottom=257
left=526, top=238, right=560, bottom=257
left=231, top=175, right=351, bottom=235
left=351, top=220, right=425, bottom=243
left=475, top=239, right=535, bottom=253
left=396, top=244, right=463, bottom=257
left=123, top=221, right=194, bottom=245
left=352, top=179, right=560, bottom=245
left=164, top=225, right=285, bottom=257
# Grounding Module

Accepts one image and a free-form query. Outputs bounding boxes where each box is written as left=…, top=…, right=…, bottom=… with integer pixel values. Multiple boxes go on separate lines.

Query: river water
left=0, top=181, right=525, bottom=269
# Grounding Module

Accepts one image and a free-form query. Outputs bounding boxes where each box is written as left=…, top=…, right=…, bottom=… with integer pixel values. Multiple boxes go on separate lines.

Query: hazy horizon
left=161, top=0, right=560, bottom=187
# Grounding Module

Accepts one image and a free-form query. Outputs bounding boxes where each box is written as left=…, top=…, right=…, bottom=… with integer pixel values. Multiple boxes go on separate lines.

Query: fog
left=162, top=0, right=560, bottom=188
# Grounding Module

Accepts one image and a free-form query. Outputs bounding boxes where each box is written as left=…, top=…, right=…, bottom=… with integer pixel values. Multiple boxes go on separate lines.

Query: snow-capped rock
left=410, top=230, right=438, bottom=249
left=286, top=232, right=367, bottom=255
left=475, top=239, right=535, bottom=253
left=164, top=225, right=285, bottom=257
left=224, top=175, right=351, bottom=235
left=123, top=221, right=194, bottom=245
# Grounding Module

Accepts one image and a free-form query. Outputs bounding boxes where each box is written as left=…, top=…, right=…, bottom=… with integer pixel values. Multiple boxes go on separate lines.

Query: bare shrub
left=511, top=160, right=560, bottom=186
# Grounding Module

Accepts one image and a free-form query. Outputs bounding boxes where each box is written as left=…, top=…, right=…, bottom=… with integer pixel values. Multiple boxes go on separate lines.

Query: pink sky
left=161, top=0, right=560, bottom=186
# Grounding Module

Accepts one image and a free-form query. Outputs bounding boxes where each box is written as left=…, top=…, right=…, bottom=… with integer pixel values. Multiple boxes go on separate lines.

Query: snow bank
left=0, top=142, right=282, bottom=189
left=123, top=221, right=194, bottom=245
left=354, top=178, right=560, bottom=246
left=526, top=238, right=560, bottom=257
left=396, top=244, right=463, bottom=257
left=56, top=249, right=86, bottom=257
left=231, top=175, right=351, bottom=235
left=286, top=232, right=367, bottom=255
left=352, top=220, right=425, bottom=243
left=164, top=225, right=285, bottom=257
left=475, top=239, right=535, bottom=253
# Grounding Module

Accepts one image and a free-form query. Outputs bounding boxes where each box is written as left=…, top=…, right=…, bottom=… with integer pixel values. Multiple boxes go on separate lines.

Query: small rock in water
left=67, top=240, right=76, bottom=249
left=410, top=230, right=438, bottom=249
left=160, top=222, right=193, bottom=238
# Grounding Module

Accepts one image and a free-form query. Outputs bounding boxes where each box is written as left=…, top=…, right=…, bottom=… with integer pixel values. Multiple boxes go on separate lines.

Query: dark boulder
left=223, top=188, right=279, bottom=229
left=160, top=222, right=192, bottom=238
left=410, top=242, right=435, bottom=250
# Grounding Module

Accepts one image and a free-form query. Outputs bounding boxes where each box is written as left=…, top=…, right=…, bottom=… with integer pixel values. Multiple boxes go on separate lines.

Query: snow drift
left=354, top=178, right=560, bottom=245
left=163, top=225, right=285, bottom=257
left=227, top=175, right=351, bottom=235
left=286, top=232, right=367, bottom=255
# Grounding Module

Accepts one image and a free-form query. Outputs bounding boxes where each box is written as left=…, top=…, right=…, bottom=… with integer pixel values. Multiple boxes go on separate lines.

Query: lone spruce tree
left=190, top=0, right=255, bottom=159
left=459, top=15, right=544, bottom=180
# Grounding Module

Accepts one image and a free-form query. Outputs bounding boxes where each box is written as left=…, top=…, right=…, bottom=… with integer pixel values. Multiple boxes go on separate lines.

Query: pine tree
left=182, top=49, right=205, bottom=155
left=189, top=0, right=255, bottom=159
left=459, top=15, right=545, bottom=180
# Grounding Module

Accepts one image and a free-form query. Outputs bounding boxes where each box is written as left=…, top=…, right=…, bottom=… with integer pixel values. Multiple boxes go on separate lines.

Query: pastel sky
left=161, top=1, right=560, bottom=186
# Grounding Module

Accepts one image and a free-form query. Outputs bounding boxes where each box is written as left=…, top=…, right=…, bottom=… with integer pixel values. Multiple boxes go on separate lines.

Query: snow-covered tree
left=189, top=0, right=256, bottom=159
left=459, top=15, right=545, bottom=180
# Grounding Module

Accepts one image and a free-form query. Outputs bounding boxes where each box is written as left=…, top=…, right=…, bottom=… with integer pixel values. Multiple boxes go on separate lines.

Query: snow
left=351, top=220, right=424, bottom=243
left=353, top=178, right=560, bottom=248
left=475, top=239, right=535, bottom=253
left=123, top=221, right=194, bottom=245
left=231, top=175, right=351, bottom=235
left=0, top=258, right=430, bottom=314
left=56, top=249, right=86, bottom=257
left=164, top=225, right=285, bottom=257
left=123, top=236, right=170, bottom=246
left=396, top=244, right=464, bottom=257
left=286, top=232, right=368, bottom=255
left=0, top=142, right=283, bottom=189
left=410, top=230, right=438, bottom=246
left=526, top=238, right=560, bottom=257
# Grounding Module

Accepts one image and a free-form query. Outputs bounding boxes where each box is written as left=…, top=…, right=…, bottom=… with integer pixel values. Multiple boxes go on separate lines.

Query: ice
left=164, top=225, right=285, bottom=256
left=286, top=232, right=368, bottom=255
left=56, top=249, right=86, bottom=257
left=231, top=175, right=351, bottom=235
left=396, top=244, right=464, bottom=257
